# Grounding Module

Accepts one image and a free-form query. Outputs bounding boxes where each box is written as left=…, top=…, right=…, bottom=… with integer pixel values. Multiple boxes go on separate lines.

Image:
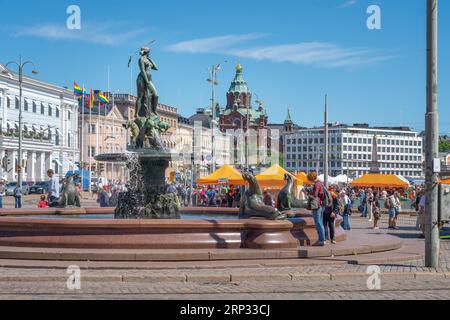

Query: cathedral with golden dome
left=219, top=63, right=268, bottom=133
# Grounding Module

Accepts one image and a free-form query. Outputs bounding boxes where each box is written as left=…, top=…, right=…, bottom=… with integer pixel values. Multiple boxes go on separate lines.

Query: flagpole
left=106, top=67, right=110, bottom=181
left=88, top=90, right=92, bottom=195
left=81, top=84, right=85, bottom=173
left=72, top=90, right=76, bottom=172
left=112, top=93, right=115, bottom=184
left=97, top=99, right=100, bottom=182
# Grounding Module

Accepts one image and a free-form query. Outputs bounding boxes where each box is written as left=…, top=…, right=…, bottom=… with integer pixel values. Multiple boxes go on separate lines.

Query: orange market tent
left=256, top=164, right=302, bottom=189
left=296, top=172, right=310, bottom=185
left=441, top=179, right=450, bottom=185
left=197, top=165, right=245, bottom=186
left=351, top=173, right=409, bottom=188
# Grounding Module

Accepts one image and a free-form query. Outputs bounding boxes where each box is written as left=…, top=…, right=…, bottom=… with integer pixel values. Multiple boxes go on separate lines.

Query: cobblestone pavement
left=1, top=215, right=449, bottom=299
left=1, top=278, right=450, bottom=300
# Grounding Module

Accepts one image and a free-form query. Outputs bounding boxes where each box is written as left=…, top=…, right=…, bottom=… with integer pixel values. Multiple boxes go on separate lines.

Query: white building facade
left=284, top=124, right=424, bottom=179
left=0, top=64, right=79, bottom=182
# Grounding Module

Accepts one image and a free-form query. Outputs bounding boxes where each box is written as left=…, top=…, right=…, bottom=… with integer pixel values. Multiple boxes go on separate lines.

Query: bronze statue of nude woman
left=136, top=46, right=159, bottom=118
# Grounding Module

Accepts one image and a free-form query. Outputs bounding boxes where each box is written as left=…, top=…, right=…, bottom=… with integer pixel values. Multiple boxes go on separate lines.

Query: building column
left=2, top=91, right=7, bottom=130
left=35, top=152, right=44, bottom=182
left=26, top=151, right=36, bottom=182
left=45, top=152, right=52, bottom=175
left=0, top=149, right=5, bottom=180
left=7, top=150, right=16, bottom=182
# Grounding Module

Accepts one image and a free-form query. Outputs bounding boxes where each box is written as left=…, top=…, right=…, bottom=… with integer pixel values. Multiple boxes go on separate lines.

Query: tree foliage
left=440, top=140, right=450, bottom=153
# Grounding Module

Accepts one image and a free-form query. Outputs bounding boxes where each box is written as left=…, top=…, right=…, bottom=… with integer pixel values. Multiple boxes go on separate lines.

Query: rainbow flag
left=74, top=82, right=85, bottom=96
left=89, top=88, right=94, bottom=109
left=98, top=91, right=109, bottom=105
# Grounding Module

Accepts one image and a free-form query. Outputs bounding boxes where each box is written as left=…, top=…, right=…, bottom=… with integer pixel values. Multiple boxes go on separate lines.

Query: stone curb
left=0, top=272, right=448, bottom=283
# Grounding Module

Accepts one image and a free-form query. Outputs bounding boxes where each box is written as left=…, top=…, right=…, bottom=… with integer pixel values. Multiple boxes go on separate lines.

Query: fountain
left=95, top=46, right=179, bottom=219
left=0, top=46, right=354, bottom=261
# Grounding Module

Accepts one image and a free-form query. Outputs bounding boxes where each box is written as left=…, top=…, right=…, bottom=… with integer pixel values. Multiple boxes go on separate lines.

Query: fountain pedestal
left=95, top=150, right=180, bottom=220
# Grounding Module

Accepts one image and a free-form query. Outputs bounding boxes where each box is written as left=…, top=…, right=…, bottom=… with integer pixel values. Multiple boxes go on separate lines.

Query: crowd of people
left=0, top=170, right=429, bottom=243
left=164, top=183, right=242, bottom=208
left=304, top=171, right=428, bottom=245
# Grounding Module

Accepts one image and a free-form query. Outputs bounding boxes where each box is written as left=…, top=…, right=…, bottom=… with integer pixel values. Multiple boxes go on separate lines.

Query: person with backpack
left=323, top=186, right=338, bottom=244
left=307, top=171, right=326, bottom=246
left=385, top=191, right=399, bottom=229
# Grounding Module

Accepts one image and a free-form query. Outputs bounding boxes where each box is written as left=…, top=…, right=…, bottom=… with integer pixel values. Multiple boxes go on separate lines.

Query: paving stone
left=186, top=274, right=231, bottom=283
left=230, top=273, right=292, bottom=282
left=290, top=273, right=331, bottom=281
left=122, top=275, right=187, bottom=283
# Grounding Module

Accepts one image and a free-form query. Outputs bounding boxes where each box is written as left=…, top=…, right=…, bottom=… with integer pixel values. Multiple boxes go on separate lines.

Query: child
left=38, top=195, right=48, bottom=208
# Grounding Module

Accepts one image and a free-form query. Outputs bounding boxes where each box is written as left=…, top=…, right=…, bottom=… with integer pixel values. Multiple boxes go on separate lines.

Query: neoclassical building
left=0, top=64, right=79, bottom=182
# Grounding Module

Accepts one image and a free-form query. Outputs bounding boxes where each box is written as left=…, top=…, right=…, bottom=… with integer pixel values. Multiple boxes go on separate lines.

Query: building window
left=24, top=100, right=28, bottom=111
left=90, top=124, right=96, bottom=134
left=67, top=134, right=71, bottom=147
left=41, top=103, right=45, bottom=114
left=56, top=108, right=59, bottom=118
left=48, top=105, right=52, bottom=116
left=7, top=97, right=10, bottom=108
left=55, top=134, right=59, bottom=146
left=15, top=97, right=19, bottom=109
left=68, top=111, right=71, bottom=120
left=32, top=101, right=37, bottom=113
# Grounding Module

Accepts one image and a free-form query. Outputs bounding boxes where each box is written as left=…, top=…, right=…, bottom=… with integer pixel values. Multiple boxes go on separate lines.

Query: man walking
left=13, top=183, right=22, bottom=208
left=47, top=169, right=60, bottom=205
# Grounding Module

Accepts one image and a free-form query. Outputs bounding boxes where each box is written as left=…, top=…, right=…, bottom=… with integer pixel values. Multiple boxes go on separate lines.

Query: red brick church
left=219, top=63, right=268, bottom=132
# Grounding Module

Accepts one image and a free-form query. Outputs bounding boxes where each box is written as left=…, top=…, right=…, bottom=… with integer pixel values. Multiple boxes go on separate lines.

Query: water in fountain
left=115, top=152, right=144, bottom=219
left=114, top=151, right=180, bottom=219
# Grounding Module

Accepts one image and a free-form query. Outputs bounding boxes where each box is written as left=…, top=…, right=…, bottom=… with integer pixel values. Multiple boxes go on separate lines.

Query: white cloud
left=167, top=34, right=397, bottom=68
left=166, top=33, right=268, bottom=54
left=11, top=22, right=148, bottom=46
left=340, top=0, right=359, bottom=8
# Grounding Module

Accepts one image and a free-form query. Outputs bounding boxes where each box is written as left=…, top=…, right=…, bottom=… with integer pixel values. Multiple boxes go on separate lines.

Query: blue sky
left=1, top=0, right=449, bottom=133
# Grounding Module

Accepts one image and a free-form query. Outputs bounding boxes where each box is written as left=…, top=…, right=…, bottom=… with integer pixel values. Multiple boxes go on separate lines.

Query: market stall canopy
left=256, top=164, right=302, bottom=189
left=296, top=172, right=309, bottom=184
left=197, top=165, right=245, bottom=186
left=351, top=174, right=410, bottom=188
left=441, top=179, right=450, bottom=185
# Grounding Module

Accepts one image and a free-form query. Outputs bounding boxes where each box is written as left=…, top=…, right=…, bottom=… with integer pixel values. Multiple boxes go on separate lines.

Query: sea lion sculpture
left=54, top=174, right=81, bottom=208
left=239, top=172, right=286, bottom=220
left=277, top=174, right=307, bottom=212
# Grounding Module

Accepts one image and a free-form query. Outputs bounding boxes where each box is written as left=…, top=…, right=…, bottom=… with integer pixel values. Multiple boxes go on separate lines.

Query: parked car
left=5, top=182, right=30, bottom=196
left=30, top=181, right=49, bottom=194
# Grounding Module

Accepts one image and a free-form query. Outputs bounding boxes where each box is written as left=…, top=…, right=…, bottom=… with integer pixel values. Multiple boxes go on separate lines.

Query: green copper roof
left=228, top=64, right=250, bottom=94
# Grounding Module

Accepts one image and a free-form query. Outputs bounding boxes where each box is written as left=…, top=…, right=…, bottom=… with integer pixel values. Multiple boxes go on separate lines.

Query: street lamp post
left=207, top=65, right=219, bottom=173
left=207, top=62, right=226, bottom=173
left=2, top=57, right=38, bottom=188
left=425, top=0, right=439, bottom=268
left=324, top=94, right=329, bottom=189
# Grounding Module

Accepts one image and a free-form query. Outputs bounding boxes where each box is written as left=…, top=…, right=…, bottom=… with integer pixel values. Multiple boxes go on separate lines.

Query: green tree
left=440, top=140, right=450, bottom=153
